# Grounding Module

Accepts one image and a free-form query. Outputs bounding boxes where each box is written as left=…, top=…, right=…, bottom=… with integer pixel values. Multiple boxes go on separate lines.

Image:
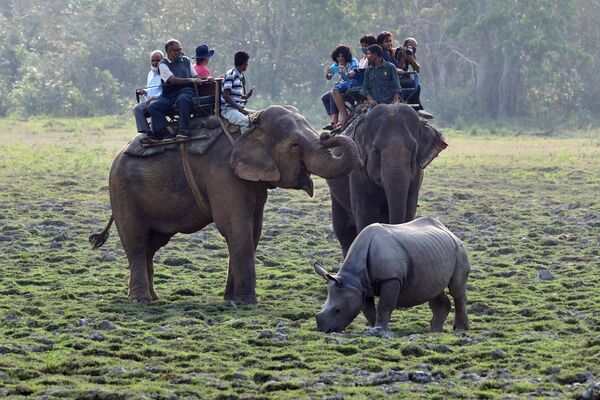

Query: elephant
left=89, top=105, right=358, bottom=304
left=325, top=103, right=447, bottom=256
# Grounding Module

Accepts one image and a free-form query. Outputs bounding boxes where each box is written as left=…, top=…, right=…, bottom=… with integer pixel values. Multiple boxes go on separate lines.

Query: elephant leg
left=214, top=205, right=257, bottom=304
left=449, top=251, right=470, bottom=331
left=224, top=230, right=256, bottom=303
left=374, top=279, right=401, bottom=331
left=331, top=195, right=357, bottom=257
left=116, top=220, right=152, bottom=302
left=406, top=170, right=423, bottom=221
left=145, top=230, right=173, bottom=301
left=361, top=296, right=376, bottom=327
left=429, top=292, right=451, bottom=332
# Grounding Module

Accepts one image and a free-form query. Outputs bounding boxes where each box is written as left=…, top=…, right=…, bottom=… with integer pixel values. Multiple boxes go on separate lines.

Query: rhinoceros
left=314, top=217, right=470, bottom=334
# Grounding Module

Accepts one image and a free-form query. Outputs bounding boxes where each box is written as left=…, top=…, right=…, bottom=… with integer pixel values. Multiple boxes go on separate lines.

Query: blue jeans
left=148, top=87, right=195, bottom=133
left=321, top=92, right=338, bottom=116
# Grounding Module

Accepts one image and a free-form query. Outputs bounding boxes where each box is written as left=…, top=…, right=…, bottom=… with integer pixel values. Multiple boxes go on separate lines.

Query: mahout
left=314, top=217, right=470, bottom=334
left=90, top=105, right=358, bottom=304
left=326, top=103, right=447, bottom=255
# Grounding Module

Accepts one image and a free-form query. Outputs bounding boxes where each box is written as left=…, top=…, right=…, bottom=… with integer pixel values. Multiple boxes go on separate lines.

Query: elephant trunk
left=381, top=151, right=412, bottom=224
left=304, top=133, right=359, bottom=179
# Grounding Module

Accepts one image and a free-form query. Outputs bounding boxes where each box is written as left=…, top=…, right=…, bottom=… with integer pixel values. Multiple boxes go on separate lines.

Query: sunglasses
left=151, top=59, right=161, bottom=62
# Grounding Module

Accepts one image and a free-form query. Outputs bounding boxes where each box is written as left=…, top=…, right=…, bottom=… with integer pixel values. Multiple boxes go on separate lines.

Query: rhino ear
left=230, top=134, right=280, bottom=182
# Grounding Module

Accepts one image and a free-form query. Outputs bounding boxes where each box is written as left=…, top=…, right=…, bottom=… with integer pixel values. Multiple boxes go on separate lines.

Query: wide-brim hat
left=195, top=44, right=215, bottom=59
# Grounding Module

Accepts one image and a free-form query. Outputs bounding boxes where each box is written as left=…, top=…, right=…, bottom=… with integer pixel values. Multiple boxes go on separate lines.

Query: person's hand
left=206, top=77, right=215, bottom=82
left=145, top=97, right=155, bottom=106
left=190, top=77, right=204, bottom=83
left=325, top=66, right=332, bottom=74
left=339, top=64, right=346, bottom=75
left=246, top=86, right=254, bottom=100
left=368, top=99, right=377, bottom=108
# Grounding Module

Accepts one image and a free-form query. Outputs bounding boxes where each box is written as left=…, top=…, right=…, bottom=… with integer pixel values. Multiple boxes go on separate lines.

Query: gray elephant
left=90, top=105, right=358, bottom=304
left=314, top=217, right=470, bottom=334
left=326, top=103, right=447, bottom=256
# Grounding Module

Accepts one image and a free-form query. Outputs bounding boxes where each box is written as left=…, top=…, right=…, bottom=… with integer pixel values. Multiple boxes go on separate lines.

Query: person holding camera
left=394, top=37, right=433, bottom=119
left=133, top=50, right=163, bottom=135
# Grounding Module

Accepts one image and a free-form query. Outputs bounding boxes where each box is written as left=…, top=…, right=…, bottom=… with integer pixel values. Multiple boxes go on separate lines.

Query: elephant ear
left=418, top=124, right=448, bottom=169
left=352, top=122, right=369, bottom=167
left=230, top=134, right=281, bottom=182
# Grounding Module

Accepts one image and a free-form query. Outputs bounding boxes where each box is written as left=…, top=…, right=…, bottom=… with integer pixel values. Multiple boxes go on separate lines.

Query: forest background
left=1, top=0, right=599, bottom=128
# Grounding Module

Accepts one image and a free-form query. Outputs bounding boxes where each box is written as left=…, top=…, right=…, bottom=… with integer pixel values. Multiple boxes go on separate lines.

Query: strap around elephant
left=179, top=143, right=212, bottom=217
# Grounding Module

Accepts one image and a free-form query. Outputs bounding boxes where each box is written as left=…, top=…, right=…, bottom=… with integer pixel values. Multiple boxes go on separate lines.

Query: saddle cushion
left=124, top=115, right=238, bottom=157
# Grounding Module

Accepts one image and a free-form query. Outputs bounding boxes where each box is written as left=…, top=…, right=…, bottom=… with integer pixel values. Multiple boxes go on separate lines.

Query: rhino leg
left=429, top=292, right=451, bottom=332
left=449, top=250, right=470, bottom=331
left=374, top=280, right=401, bottom=330
left=361, top=296, right=376, bottom=327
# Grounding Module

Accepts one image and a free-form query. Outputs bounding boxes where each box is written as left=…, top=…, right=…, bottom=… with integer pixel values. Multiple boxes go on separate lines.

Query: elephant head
left=230, top=105, right=359, bottom=196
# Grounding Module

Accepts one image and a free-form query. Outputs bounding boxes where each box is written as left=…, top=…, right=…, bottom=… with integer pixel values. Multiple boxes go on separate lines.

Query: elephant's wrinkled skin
left=91, top=106, right=358, bottom=303
left=314, top=217, right=470, bottom=334
left=327, top=103, right=446, bottom=256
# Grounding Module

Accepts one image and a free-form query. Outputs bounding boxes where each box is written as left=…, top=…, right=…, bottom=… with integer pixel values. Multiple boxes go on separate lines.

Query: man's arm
left=407, top=55, right=420, bottom=73
left=223, top=89, right=248, bottom=115
left=360, top=69, right=377, bottom=107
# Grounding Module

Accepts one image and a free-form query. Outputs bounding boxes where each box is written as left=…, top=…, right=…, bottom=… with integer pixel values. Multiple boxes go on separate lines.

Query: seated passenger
left=194, top=44, right=214, bottom=79
left=133, top=50, right=163, bottom=135
left=358, top=34, right=377, bottom=68
left=221, top=51, right=254, bottom=134
left=376, top=31, right=400, bottom=69
left=323, top=45, right=360, bottom=130
left=394, top=37, right=433, bottom=119
left=360, top=44, right=401, bottom=108
left=148, top=39, right=204, bottom=140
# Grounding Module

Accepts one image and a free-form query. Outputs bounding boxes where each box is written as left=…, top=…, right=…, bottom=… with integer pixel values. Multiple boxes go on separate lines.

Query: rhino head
left=313, top=262, right=362, bottom=333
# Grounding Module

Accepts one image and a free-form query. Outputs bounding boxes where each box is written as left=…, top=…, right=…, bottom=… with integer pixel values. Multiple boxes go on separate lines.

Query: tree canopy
left=1, top=0, right=598, bottom=125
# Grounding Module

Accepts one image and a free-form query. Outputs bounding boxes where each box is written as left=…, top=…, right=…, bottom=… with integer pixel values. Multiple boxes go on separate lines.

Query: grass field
left=0, top=116, right=599, bottom=399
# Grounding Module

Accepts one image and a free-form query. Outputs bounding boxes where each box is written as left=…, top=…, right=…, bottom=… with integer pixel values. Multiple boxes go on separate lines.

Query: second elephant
left=326, top=103, right=447, bottom=255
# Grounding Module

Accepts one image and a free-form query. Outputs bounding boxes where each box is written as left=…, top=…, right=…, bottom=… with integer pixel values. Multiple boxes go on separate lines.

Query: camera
left=404, top=45, right=415, bottom=56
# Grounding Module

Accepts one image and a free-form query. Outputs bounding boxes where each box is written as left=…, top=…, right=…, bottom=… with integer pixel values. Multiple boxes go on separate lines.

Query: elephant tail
left=89, top=215, right=114, bottom=249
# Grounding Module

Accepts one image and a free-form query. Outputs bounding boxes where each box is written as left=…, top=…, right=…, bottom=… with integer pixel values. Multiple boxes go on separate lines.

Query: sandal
left=322, top=123, right=335, bottom=131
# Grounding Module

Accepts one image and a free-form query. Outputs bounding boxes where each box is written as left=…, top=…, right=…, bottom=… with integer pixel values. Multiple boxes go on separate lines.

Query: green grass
left=0, top=119, right=599, bottom=399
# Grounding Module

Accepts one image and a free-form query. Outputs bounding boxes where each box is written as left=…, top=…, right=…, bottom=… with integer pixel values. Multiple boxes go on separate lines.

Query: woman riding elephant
left=90, top=105, right=358, bottom=304
left=325, top=103, right=446, bottom=256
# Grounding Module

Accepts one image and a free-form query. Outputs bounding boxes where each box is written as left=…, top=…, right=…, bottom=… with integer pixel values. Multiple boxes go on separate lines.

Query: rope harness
left=179, top=142, right=212, bottom=217
left=178, top=109, right=264, bottom=217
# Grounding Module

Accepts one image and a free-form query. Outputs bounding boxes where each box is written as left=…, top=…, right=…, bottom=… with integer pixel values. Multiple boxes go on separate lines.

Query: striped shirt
left=221, top=67, right=245, bottom=111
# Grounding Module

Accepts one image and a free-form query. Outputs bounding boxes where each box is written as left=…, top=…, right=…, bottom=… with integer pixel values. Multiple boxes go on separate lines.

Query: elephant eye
left=289, top=143, right=300, bottom=153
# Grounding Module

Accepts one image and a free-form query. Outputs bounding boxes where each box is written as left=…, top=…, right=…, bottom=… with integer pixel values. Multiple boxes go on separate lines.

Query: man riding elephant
left=90, top=105, right=358, bottom=304
left=325, top=103, right=446, bottom=256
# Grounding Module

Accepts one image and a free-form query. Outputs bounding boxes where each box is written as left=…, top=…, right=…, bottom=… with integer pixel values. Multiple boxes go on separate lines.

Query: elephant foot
left=224, top=293, right=257, bottom=305
left=453, top=321, right=469, bottom=331
left=129, top=290, right=154, bottom=304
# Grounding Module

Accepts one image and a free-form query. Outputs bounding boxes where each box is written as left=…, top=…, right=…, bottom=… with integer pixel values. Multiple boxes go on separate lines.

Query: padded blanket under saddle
left=124, top=116, right=228, bottom=157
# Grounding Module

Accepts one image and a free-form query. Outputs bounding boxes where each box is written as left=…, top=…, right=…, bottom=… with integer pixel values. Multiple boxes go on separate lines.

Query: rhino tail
left=89, top=215, right=114, bottom=249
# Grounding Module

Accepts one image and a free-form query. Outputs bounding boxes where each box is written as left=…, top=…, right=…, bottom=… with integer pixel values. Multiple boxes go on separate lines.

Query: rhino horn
left=313, top=261, right=328, bottom=279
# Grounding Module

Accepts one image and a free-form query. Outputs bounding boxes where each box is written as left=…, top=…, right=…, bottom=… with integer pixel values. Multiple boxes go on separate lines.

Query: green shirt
left=360, top=60, right=401, bottom=104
